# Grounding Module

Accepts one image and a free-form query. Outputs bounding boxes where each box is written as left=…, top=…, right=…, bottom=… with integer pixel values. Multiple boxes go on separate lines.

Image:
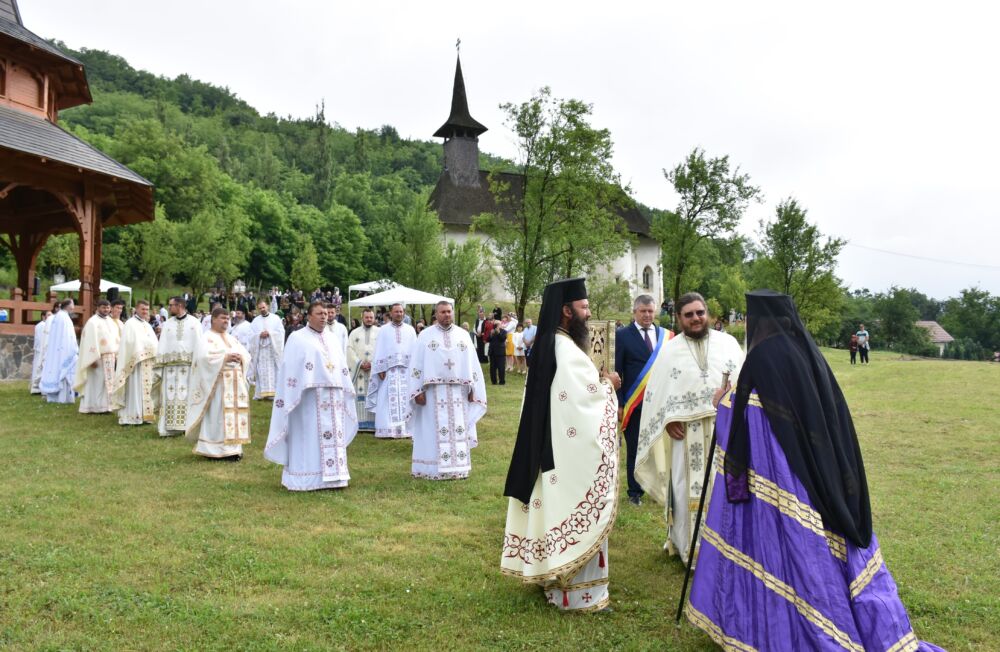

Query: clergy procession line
left=30, top=295, right=487, bottom=487
left=28, top=281, right=944, bottom=650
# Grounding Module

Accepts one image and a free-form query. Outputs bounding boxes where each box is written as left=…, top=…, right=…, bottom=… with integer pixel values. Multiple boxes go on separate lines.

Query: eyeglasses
left=682, top=309, right=706, bottom=318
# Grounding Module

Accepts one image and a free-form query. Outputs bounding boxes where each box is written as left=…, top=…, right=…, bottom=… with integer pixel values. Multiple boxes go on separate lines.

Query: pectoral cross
left=444, top=359, right=455, bottom=370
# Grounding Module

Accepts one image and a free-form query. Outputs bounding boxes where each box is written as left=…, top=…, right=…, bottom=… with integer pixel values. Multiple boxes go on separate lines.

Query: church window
left=642, top=265, right=652, bottom=290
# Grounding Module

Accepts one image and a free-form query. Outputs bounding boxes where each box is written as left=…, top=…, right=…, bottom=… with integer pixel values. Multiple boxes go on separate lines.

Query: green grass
left=0, top=350, right=996, bottom=651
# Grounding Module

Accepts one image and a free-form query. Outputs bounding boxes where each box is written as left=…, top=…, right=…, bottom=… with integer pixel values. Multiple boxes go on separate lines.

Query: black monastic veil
left=726, top=289, right=873, bottom=547
left=503, top=278, right=587, bottom=504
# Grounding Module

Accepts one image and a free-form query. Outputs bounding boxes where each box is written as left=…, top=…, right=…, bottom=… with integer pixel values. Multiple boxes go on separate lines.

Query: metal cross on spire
left=456, top=37, right=461, bottom=53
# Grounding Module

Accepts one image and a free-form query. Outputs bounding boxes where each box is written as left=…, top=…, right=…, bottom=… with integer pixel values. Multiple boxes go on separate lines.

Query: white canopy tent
left=346, top=279, right=397, bottom=323
left=348, top=284, right=453, bottom=323
left=50, top=278, right=133, bottom=306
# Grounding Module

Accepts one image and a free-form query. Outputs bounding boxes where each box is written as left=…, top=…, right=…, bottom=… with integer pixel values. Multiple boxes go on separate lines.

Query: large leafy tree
left=475, top=88, right=632, bottom=318
left=389, top=194, right=444, bottom=292
left=436, top=238, right=491, bottom=323
left=751, top=198, right=845, bottom=334
left=939, top=287, right=1000, bottom=353
left=655, top=149, right=760, bottom=305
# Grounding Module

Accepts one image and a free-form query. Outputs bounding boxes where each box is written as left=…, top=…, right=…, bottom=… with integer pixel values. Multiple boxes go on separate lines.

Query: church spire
left=433, top=53, right=487, bottom=139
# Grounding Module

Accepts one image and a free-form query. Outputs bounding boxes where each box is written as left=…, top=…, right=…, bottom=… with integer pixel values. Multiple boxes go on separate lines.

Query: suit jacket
left=488, top=328, right=507, bottom=356
left=615, top=322, right=664, bottom=407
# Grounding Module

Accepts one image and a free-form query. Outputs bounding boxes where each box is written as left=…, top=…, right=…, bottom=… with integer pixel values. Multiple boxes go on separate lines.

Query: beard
left=566, top=311, right=590, bottom=352
left=683, top=321, right=709, bottom=340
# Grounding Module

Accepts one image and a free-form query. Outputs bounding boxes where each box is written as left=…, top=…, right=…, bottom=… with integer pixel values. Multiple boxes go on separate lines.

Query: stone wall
left=0, top=333, right=34, bottom=380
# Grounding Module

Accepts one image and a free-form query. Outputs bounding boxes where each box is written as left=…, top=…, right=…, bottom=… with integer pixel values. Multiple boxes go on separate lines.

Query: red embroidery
left=502, top=384, right=617, bottom=565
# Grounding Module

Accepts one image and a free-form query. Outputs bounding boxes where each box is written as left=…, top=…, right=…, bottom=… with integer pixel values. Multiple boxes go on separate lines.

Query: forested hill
left=40, top=44, right=509, bottom=294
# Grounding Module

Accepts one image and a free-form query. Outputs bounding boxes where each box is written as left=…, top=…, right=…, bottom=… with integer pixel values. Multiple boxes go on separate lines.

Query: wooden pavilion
left=0, top=0, right=153, bottom=336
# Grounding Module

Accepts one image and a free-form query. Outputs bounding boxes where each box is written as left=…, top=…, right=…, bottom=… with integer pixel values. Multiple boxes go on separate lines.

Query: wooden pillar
left=7, top=231, right=49, bottom=297
left=56, top=193, right=102, bottom=324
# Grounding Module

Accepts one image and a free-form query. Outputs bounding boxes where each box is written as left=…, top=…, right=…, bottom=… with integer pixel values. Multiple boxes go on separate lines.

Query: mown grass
left=0, top=350, right=996, bottom=651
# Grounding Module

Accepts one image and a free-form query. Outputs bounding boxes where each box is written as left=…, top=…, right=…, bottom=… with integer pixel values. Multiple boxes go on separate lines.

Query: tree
left=290, top=236, right=322, bottom=292
left=751, top=198, right=845, bottom=335
left=655, top=149, right=760, bottom=306
left=939, top=287, right=1000, bottom=354
left=176, top=204, right=251, bottom=299
left=872, top=287, right=935, bottom=355
left=475, top=88, right=632, bottom=319
left=134, top=211, right=178, bottom=300
left=717, top=265, right=749, bottom=316
left=436, top=238, right=491, bottom=324
left=587, top=275, right=632, bottom=320
left=389, top=194, right=444, bottom=293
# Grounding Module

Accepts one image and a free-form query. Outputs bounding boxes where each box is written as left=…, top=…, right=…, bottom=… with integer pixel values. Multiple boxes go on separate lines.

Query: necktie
left=643, top=327, right=653, bottom=352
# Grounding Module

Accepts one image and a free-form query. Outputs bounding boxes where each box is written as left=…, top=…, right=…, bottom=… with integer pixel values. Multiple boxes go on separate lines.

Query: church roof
left=429, top=169, right=652, bottom=237
left=0, top=0, right=83, bottom=67
left=0, top=103, right=151, bottom=186
left=433, top=55, right=487, bottom=139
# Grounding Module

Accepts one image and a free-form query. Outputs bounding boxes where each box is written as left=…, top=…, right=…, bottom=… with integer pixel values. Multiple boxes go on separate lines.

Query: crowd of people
left=24, top=282, right=941, bottom=649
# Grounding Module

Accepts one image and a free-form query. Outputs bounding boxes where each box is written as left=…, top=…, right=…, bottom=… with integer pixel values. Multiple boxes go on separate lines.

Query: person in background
left=856, top=323, right=871, bottom=364
left=513, top=325, right=527, bottom=374
left=488, top=319, right=507, bottom=385
left=849, top=333, right=859, bottom=365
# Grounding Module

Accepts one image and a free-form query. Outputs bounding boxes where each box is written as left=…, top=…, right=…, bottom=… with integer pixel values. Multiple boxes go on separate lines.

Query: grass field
left=1, top=350, right=997, bottom=651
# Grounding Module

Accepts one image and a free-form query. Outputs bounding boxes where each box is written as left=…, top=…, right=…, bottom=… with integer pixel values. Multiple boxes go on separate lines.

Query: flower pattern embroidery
left=532, top=499, right=542, bottom=509
left=566, top=427, right=577, bottom=438
left=549, top=474, right=558, bottom=485
left=586, top=383, right=598, bottom=393
left=305, top=362, right=314, bottom=371
left=274, top=399, right=284, bottom=408
left=558, top=391, right=568, bottom=401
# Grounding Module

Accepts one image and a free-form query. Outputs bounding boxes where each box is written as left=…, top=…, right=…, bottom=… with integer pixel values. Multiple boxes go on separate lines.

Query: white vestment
left=366, top=321, right=417, bottom=439
left=111, top=315, right=158, bottom=425
left=228, top=319, right=254, bottom=352
left=201, top=314, right=212, bottom=332
left=39, top=310, right=78, bottom=404
left=185, top=330, right=251, bottom=458
left=326, top=321, right=348, bottom=357
left=30, top=317, right=47, bottom=394
left=153, top=314, right=201, bottom=436
left=636, top=329, right=745, bottom=560
left=407, top=324, right=488, bottom=480
left=347, top=324, right=379, bottom=430
left=502, top=333, right=619, bottom=611
left=249, top=312, right=284, bottom=399
left=264, top=326, right=358, bottom=491
left=74, top=314, right=119, bottom=413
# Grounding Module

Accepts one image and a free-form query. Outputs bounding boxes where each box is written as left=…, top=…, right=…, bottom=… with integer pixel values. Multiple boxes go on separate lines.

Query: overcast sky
left=21, top=0, right=1000, bottom=299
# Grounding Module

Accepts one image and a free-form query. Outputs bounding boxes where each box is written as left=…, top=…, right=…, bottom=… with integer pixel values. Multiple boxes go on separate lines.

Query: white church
left=427, top=56, right=663, bottom=306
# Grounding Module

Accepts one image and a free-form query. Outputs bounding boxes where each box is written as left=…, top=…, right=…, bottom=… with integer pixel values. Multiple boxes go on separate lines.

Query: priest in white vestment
left=111, top=301, right=158, bottom=425
left=249, top=300, right=283, bottom=400
left=636, top=292, right=744, bottom=561
left=264, top=301, right=358, bottom=491
left=153, top=297, right=201, bottom=436
left=325, top=303, right=349, bottom=356
left=407, top=301, right=487, bottom=480
left=185, top=307, right=251, bottom=460
left=74, top=300, right=119, bottom=414
left=501, top=278, right=621, bottom=612
left=40, top=299, right=78, bottom=404
left=366, top=302, right=417, bottom=439
left=228, top=308, right=254, bottom=352
left=347, top=308, right=379, bottom=431
left=30, top=309, right=52, bottom=394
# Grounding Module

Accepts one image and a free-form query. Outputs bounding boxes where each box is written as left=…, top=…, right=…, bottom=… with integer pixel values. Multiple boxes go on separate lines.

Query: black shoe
left=499, top=382, right=506, bottom=385
left=628, top=495, right=642, bottom=506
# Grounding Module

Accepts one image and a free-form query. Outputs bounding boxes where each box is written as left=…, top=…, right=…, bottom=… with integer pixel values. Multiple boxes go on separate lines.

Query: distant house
left=427, top=55, right=662, bottom=305
left=915, top=321, right=954, bottom=356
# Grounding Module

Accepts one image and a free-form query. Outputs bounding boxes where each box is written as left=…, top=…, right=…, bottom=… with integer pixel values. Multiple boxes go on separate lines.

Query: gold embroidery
left=720, top=391, right=762, bottom=409
left=716, top=449, right=846, bottom=561
left=701, top=526, right=864, bottom=652
left=685, top=603, right=759, bottom=652
left=885, top=631, right=919, bottom=652
left=849, top=548, right=884, bottom=599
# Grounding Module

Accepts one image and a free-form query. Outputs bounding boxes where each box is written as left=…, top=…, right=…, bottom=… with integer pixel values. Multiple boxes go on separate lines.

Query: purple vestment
left=687, top=394, right=945, bottom=652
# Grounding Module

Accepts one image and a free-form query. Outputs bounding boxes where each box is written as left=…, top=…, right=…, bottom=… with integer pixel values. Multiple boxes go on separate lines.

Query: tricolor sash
left=620, top=327, right=673, bottom=431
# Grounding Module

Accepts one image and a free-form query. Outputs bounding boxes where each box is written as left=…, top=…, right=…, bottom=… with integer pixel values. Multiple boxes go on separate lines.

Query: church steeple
left=434, top=53, right=487, bottom=139
left=435, top=50, right=486, bottom=188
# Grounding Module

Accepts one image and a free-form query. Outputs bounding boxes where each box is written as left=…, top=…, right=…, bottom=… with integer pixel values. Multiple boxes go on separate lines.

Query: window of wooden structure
left=0, top=60, right=6, bottom=97
left=5, top=62, right=45, bottom=114
left=642, top=265, right=652, bottom=290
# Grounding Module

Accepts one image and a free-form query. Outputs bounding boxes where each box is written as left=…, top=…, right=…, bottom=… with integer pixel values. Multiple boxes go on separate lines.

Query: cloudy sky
left=21, top=0, right=1000, bottom=299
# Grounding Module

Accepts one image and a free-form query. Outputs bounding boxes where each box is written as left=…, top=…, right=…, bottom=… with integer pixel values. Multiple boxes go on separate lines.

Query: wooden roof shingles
left=429, top=169, right=652, bottom=237
left=0, top=104, right=151, bottom=186
left=433, top=56, right=487, bottom=139
left=0, top=0, right=21, bottom=26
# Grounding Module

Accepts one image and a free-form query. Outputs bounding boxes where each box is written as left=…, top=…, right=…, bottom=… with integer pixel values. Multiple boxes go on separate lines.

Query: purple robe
left=687, top=393, right=945, bottom=652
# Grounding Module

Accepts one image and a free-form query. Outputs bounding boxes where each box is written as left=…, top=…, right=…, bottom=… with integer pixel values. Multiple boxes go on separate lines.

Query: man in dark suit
left=473, top=307, right=488, bottom=363
left=487, top=319, right=507, bottom=385
left=615, top=294, right=671, bottom=506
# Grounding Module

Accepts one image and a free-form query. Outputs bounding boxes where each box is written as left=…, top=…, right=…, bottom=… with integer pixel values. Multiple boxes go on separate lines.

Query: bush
left=944, top=337, right=988, bottom=361
left=726, top=322, right=746, bottom=346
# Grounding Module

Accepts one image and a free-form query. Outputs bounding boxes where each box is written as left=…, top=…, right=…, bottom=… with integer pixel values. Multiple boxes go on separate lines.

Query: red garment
left=483, top=319, right=494, bottom=343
